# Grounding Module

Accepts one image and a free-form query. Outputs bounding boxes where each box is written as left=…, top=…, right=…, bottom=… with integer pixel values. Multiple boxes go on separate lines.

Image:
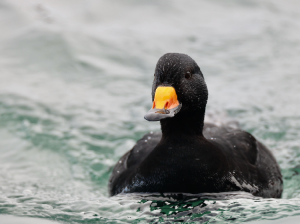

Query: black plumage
left=109, top=53, right=283, bottom=198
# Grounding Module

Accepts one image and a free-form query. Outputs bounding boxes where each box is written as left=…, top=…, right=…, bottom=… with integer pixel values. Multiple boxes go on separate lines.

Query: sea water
left=0, top=0, right=300, bottom=223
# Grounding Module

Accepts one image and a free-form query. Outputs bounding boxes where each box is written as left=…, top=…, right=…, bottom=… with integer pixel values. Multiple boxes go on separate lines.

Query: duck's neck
left=160, top=109, right=205, bottom=138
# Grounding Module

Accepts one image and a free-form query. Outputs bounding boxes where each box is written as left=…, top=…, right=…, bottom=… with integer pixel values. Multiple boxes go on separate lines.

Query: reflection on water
left=0, top=0, right=300, bottom=223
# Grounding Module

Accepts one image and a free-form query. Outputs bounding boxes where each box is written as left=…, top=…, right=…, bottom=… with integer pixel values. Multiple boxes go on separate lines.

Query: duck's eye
left=185, top=73, right=192, bottom=80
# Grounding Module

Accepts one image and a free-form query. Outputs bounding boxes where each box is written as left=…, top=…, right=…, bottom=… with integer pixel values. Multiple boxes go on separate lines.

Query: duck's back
left=109, top=132, right=161, bottom=195
left=203, top=123, right=282, bottom=198
left=109, top=123, right=282, bottom=197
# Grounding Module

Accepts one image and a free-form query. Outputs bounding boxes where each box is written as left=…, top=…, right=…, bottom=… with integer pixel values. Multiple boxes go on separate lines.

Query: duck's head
left=144, top=53, right=208, bottom=121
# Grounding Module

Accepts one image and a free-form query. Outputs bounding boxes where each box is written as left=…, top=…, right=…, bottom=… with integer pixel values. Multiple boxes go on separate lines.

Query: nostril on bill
left=165, top=101, right=169, bottom=109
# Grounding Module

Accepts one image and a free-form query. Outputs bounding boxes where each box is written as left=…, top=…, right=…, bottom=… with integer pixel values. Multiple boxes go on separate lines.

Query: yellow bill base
left=152, top=86, right=180, bottom=110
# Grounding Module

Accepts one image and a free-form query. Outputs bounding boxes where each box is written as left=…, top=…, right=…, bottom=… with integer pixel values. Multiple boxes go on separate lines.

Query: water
left=0, top=0, right=300, bottom=223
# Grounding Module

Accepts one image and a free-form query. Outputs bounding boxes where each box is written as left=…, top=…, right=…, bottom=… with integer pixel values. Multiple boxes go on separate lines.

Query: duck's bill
left=144, top=105, right=182, bottom=121
left=144, top=86, right=182, bottom=121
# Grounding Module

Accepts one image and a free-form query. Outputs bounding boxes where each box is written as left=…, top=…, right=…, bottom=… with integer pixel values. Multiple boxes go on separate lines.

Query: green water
left=0, top=0, right=300, bottom=223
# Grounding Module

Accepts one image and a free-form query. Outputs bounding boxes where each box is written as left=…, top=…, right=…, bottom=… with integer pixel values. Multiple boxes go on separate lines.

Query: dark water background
left=0, top=0, right=300, bottom=223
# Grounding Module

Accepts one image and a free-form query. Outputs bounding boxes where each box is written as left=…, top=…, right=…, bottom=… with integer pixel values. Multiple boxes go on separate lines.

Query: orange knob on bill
left=145, top=86, right=182, bottom=121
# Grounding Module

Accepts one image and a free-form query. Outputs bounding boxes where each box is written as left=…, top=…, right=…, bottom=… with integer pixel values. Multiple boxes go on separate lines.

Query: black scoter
left=109, top=53, right=283, bottom=198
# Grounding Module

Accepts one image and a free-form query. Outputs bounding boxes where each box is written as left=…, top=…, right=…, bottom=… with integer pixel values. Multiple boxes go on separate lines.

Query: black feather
left=108, top=53, right=283, bottom=198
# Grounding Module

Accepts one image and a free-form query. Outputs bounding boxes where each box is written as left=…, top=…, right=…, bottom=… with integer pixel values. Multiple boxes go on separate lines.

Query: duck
left=108, top=53, right=283, bottom=198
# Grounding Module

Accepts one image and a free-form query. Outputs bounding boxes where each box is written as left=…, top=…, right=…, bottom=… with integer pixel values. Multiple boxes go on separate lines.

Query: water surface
left=0, top=0, right=300, bottom=223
